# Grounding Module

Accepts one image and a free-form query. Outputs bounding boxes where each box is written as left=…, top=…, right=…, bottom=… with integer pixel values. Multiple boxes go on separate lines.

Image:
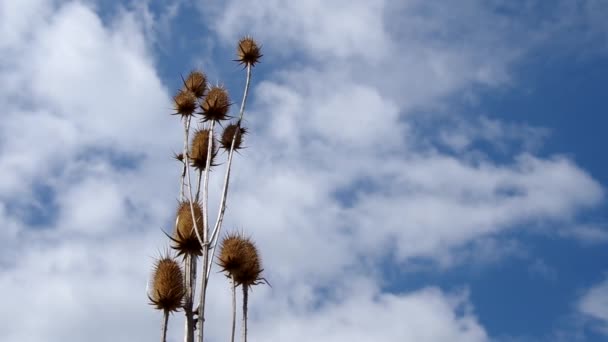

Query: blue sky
left=1, top=1, right=608, bottom=341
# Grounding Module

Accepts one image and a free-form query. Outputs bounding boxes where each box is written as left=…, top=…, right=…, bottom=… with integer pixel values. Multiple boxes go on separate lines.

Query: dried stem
left=181, top=116, right=208, bottom=342
left=207, top=64, right=252, bottom=279
left=242, top=286, right=249, bottom=342
left=195, top=169, right=202, bottom=202
left=183, top=255, right=196, bottom=342
left=231, top=275, right=237, bottom=342
left=182, top=133, right=206, bottom=342
left=196, top=119, right=216, bottom=342
left=180, top=116, right=196, bottom=342
left=161, top=310, right=169, bottom=342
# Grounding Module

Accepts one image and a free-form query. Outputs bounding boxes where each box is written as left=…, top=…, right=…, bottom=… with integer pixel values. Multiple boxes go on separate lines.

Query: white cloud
left=559, top=224, right=608, bottom=245
left=251, top=283, right=488, bottom=342
left=579, top=276, right=608, bottom=335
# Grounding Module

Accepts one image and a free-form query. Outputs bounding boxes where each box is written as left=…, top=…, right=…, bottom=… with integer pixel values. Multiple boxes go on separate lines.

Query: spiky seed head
left=149, top=256, right=185, bottom=312
left=184, top=70, right=207, bottom=98
left=171, top=201, right=204, bottom=256
left=221, top=123, right=247, bottom=150
left=218, top=233, right=247, bottom=275
left=173, top=89, right=197, bottom=117
left=200, top=86, right=230, bottom=122
left=218, top=233, right=264, bottom=288
left=190, top=128, right=217, bottom=170
left=236, top=37, right=262, bottom=66
left=236, top=239, right=263, bottom=287
left=173, top=152, right=184, bottom=162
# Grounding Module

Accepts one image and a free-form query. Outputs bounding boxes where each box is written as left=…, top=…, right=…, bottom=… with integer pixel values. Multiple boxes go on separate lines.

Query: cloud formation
left=579, top=276, right=608, bottom=335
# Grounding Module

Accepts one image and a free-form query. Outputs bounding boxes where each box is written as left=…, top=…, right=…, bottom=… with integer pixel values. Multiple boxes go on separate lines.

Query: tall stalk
left=231, top=275, right=237, bottom=342
left=242, top=286, right=249, bottom=342
left=161, top=311, right=169, bottom=342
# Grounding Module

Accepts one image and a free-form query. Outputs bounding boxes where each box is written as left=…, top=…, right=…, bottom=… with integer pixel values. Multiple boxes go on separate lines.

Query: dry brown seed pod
left=173, top=89, right=197, bottom=117
left=190, top=128, right=218, bottom=170
left=218, top=233, right=264, bottom=288
left=173, top=152, right=184, bottom=162
left=218, top=233, right=247, bottom=275
left=169, top=201, right=204, bottom=256
left=236, top=36, right=262, bottom=66
left=235, top=239, right=263, bottom=287
left=183, top=70, right=207, bottom=98
left=149, top=255, right=185, bottom=312
left=221, top=123, right=247, bottom=151
left=200, top=86, right=231, bottom=122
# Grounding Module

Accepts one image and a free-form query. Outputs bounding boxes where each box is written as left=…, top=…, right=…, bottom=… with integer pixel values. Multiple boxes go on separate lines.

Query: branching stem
left=207, top=64, right=252, bottom=279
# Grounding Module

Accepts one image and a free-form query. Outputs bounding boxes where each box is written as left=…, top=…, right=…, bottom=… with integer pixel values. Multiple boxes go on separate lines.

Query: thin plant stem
left=230, top=275, right=237, bottom=342
left=196, top=120, right=216, bottom=342
left=161, top=310, right=169, bottom=342
left=180, top=116, right=196, bottom=342
left=179, top=161, right=186, bottom=202
left=195, top=169, right=202, bottom=202
left=183, top=134, right=206, bottom=342
left=181, top=117, right=208, bottom=342
left=183, top=254, right=195, bottom=342
left=242, top=286, right=249, bottom=342
left=207, top=64, right=252, bottom=279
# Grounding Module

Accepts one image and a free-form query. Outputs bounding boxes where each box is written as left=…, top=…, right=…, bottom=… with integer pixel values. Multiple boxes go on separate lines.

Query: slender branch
left=197, top=241, right=209, bottom=342
left=179, top=117, right=190, bottom=202
left=161, top=310, right=169, bottom=342
left=230, top=275, right=237, bottom=342
left=183, top=118, right=205, bottom=253
left=179, top=162, right=186, bottom=202
left=196, top=120, right=216, bottom=342
left=207, top=64, right=252, bottom=279
left=202, top=120, right=216, bottom=240
left=195, top=169, right=203, bottom=202
left=180, top=116, right=196, bottom=342
left=181, top=118, right=207, bottom=342
left=183, top=255, right=195, bottom=342
left=242, top=286, right=249, bottom=342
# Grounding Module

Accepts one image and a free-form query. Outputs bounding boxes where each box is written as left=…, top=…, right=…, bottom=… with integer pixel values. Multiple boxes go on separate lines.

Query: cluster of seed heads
left=148, top=36, right=264, bottom=342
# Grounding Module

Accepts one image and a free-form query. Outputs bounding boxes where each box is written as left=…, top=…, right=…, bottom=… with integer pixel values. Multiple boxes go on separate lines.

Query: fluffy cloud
left=579, top=276, right=608, bottom=335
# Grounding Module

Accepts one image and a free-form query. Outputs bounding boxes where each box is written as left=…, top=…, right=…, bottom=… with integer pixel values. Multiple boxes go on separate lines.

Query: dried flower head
left=173, top=152, right=184, bottom=162
left=173, top=89, right=197, bottom=117
left=236, top=37, right=262, bottom=66
left=183, top=70, right=207, bottom=98
left=218, top=233, right=264, bottom=288
left=221, top=123, right=247, bottom=151
left=149, top=255, right=185, bottom=312
left=200, top=86, right=230, bottom=122
left=190, top=128, right=218, bottom=170
left=169, top=201, right=204, bottom=256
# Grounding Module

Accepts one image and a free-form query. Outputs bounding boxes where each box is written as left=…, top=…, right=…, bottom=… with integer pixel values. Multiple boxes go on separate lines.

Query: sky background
left=0, top=0, right=607, bottom=341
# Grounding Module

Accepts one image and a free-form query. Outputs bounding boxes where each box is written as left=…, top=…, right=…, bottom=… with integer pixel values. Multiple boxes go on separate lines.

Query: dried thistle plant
left=148, top=36, right=266, bottom=342
left=218, top=233, right=265, bottom=342
left=149, top=254, right=185, bottom=342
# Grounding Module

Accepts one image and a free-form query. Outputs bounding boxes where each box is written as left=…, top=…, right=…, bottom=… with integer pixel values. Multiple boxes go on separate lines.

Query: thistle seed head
left=173, top=89, right=197, bottom=117
left=190, top=128, right=218, bottom=170
left=170, top=201, right=204, bottom=257
left=200, top=86, right=230, bottom=122
left=236, top=36, right=262, bottom=66
left=183, top=70, right=207, bottom=98
left=221, top=123, right=247, bottom=151
left=218, top=233, right=264, bottom=288
left=149, top=255, right=185, bottom=313
left=173, top=152, right=184, bottom=162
